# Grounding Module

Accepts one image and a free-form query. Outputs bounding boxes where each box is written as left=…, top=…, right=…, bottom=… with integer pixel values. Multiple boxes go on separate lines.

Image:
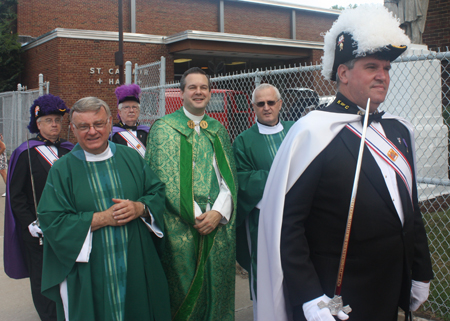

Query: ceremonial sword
left=26, top=133, right=43, bottom=246
left=318, top=98, right=371, bottom=316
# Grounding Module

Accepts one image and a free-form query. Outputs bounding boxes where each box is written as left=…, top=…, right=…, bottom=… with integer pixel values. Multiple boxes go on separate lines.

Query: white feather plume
left=321, top=4, right=411, bottom=80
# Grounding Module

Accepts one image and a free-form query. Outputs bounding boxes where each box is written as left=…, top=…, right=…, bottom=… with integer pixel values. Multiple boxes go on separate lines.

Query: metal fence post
left=159, top=56, right=166, bottom=118
left=39, top=74, right=44, bottom=96
left=125, top=61, right=132, bottom=84
left=134, top=63, right=138, bottom=84
left=16, top=84, right=22, bottom=145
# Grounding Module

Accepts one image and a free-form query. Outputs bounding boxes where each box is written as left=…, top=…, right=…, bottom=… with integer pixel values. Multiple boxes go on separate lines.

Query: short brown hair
left=180, top=67, right=211, bottom=92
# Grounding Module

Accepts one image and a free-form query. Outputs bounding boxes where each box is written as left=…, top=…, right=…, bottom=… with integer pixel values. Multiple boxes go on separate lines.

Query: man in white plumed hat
left=257, top=5, right=433, bottom=321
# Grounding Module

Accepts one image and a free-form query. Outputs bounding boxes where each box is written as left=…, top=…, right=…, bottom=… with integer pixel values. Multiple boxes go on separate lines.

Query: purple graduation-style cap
left=115, top=84, right=141, bottom=106
left=27, top=94, right=69, bottom=134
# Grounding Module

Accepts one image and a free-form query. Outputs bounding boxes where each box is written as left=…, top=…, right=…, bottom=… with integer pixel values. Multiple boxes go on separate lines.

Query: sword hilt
left=318, top=295, right=352, bottom=316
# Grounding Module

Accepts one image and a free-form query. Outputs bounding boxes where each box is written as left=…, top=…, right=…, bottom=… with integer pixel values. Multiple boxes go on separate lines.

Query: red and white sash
left=117, top=130, right=146, bottom=158
left=35, top=145, right=60, bottom=166
left=346, top=123, right=413, bottom=204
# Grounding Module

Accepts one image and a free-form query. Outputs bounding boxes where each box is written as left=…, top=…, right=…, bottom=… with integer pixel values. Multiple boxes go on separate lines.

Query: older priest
left=233, top=83, right=294, bottom=320
left=37, top=97, right=171, bottom=321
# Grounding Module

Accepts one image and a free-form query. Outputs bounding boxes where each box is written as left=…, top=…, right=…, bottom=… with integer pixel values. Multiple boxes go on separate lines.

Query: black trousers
left=23, top=239, right=57, bottom=321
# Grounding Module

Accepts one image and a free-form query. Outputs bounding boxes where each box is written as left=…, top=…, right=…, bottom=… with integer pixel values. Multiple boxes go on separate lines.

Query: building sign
left=90, top=67, right=132, bottom=85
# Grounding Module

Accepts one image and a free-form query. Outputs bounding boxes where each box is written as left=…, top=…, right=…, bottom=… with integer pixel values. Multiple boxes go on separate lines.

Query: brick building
left=422, top=0, right=450, bottom=50
left=16, top=0, right=339, bottom=111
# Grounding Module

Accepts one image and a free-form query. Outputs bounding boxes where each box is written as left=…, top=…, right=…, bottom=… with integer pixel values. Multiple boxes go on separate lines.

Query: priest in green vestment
left=233, top=84, right=294, bottom=320
left=37, top=97, right=171, bottom=321
left=145, top=67, right=238, bottom=321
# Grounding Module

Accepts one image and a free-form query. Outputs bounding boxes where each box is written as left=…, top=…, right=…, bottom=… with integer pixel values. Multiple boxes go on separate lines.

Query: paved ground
left=0, top=178, right=431, bottom=321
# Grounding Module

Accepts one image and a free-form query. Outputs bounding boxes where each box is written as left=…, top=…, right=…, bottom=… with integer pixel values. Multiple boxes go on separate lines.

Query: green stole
left=263, top=128, right=289, bottom=160
left=83, top=157, right=128, bottom=321
left=163, top=110, right=236, bottom=320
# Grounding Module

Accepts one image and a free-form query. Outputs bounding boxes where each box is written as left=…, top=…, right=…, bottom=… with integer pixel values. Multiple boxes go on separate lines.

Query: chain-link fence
left=0, top=89, right=40, bottom=154
left=137, top=50, right=450, bottom=318
left=0, top=75, right=49, bottom=154
left=134, top=58, right=167, bottom=125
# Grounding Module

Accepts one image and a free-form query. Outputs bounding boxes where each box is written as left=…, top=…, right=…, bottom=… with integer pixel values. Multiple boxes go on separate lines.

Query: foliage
left=0, top=0, right=23, bottom=92
left=331, top=4, right=358, bottom=10
left=422, top=209, right=450, bottom=320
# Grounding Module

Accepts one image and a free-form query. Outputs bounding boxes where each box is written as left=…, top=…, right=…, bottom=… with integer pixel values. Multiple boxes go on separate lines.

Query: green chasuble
left=38, top=143, right=171, bottom=321
left=145, top=108, right=238, bottom=321
left=232, top=121, right=294, bottom=299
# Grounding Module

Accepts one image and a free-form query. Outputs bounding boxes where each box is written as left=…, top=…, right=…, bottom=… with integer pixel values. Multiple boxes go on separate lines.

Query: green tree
left=0, top=0, right=23, bottom=92
left=331, top=4, right=358, bottom=10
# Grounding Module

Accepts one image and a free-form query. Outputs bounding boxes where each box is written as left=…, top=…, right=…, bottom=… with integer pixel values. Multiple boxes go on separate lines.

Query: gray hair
left=252, top=84, right=281, bottom=103
left=336, top=59, right=356, bottom=89
left=118, top=102, right=140, bottom=110
left=70, top=97, right=111, bottom=120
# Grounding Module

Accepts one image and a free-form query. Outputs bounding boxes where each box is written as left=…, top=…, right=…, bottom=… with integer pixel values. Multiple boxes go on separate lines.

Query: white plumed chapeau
left=321, top=4, right=411, bottom=81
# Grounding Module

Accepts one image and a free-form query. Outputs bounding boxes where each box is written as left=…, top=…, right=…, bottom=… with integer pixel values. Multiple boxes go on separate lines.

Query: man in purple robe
left=4, top=94, right=74, bottom=321
left=111, top=84, right=150, bottom=157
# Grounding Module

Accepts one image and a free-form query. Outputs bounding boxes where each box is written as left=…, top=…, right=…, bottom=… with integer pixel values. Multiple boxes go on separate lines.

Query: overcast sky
left=275, top=0, right=384, bottom=9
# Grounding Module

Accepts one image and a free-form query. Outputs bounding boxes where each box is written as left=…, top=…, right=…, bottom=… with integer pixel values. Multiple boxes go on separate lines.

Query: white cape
left=256, top=110, right=415, bottom=321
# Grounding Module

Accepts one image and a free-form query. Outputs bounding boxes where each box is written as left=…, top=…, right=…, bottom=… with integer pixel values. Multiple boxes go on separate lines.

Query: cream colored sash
left=35, top=145, right=59, bottom=166
left=346, top=123, right=413, bottom=204
left=117, top=130, right=146, bottom=158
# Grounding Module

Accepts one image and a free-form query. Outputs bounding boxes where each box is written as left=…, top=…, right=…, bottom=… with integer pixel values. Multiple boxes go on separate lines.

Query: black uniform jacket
left=280, top=93, right=434, bottom=321
left=10, top=137, right=72, bottom=243
left=111, top=122, right=149, bottom=148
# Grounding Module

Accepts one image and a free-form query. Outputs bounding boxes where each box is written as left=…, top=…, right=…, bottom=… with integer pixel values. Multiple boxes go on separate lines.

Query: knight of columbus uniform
left=4, top=94, right=73, bottom=321
left=111, top=84, right=149, bottom=158
left=257, top=5, right=433, bottom=321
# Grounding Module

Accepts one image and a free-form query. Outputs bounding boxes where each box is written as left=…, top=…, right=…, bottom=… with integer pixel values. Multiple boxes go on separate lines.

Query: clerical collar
left=256, top=120, right=284, bottom=135
left=37, top=134, right=61, bottom=147
left=183, top=107, right=204, bottom=122
left=118, top=121, right=137, bottom=131
left=84, top=143, right=113, bottom=162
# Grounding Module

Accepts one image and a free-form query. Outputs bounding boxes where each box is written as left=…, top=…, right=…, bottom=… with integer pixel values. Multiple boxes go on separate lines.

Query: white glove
left=28, top=221, right=43, bottom=238
left=410, top=280, right=430, bottom=311
left=303, top=294, right=349, bottom=321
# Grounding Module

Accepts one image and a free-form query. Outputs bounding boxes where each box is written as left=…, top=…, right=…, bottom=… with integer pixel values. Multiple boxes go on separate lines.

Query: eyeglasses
left=72, top=118, right=110, bottom=132
left=38, top=117, right=63, bottom=124
left=122, top=106, right=139, bottom=111
left=254, top=99, right=280, bottom=108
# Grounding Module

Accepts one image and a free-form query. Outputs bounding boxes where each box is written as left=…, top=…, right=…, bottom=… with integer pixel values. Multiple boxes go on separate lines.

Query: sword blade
left=335, top=98, right=371, bottom=296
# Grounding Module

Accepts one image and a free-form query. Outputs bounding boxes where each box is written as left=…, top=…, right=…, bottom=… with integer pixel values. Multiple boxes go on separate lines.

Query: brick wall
left=422, top=0, right=450, bottom=50
left=17, top=0, right=218, bottom=37
left=296, top=11, right=335, bottom=43
left=18, top=0, right=336, bottom=42
left=137, top=0, right=218, bottom=35
left=18, top=0, right=131, bottom=37
left=21, top=38, right=173, bottom=140
left=225, top=2, right=290, bottom=39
